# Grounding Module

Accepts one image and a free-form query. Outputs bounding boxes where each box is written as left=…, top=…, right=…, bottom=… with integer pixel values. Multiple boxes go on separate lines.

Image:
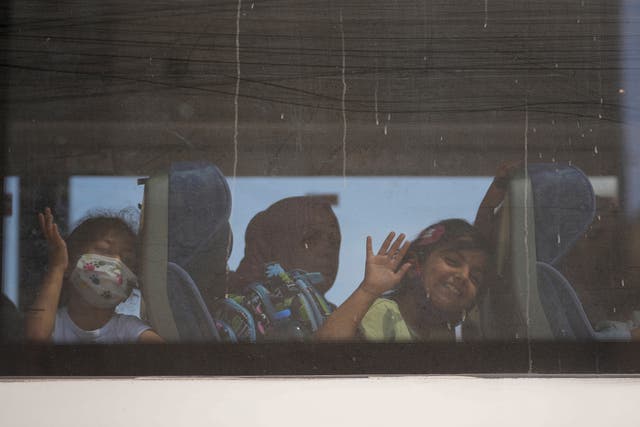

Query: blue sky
left=67, top=175, right=491, bottom=304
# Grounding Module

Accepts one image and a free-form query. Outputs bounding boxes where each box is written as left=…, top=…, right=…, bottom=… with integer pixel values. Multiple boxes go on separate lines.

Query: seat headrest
left=528, top=163, right=595, bottom=264
left=167, top=162, right=232, bottom=290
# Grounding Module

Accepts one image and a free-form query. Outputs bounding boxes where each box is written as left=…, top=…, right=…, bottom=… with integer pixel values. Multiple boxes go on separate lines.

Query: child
left=229, top=196, right=341, bottom=296
left=315, top=219, right=491, bottom=341
left=25, top=208, right=164, bottom=344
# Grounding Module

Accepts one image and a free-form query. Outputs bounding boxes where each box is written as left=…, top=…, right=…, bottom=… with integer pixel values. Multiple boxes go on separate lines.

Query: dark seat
left=528, top=164, right=614, bottom=340
left=166, top=262, right=221, bottom=342
left=140, top=162, right=232, bottom=342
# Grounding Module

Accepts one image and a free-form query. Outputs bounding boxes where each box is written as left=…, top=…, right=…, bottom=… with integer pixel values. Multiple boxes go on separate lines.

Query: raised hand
left=38, top=207, right=68, bottom=272
left=359, top=232, right=412, bottom=297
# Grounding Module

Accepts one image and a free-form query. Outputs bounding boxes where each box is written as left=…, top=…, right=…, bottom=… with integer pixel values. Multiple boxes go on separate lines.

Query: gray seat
left=140, top=162, right=232, bottom=342
left=528, top=164, right=614, bottom=340
left=167, top=262, right=221, bottom=342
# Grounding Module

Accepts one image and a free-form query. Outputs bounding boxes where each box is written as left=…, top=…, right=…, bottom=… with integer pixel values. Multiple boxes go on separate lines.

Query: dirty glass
left=2, top=0, right=640, bottom=375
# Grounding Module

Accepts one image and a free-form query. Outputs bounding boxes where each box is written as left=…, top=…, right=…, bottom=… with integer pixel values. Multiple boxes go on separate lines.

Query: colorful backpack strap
left=214, top=319, right=238, bottom=343
left=291, top=270, right=333, bottom=319
left=212, top=298, right=257, bottom=342
left=291, top=278, right=323, bottom=331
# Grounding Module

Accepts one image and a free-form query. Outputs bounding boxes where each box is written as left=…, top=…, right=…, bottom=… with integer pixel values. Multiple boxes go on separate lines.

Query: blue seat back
left=167, top=162, right=232, bottom=300
left=536, top=262, right=597, bottom=340
left=529, top=164, right=600, bottom=340
left=528, top=163, right=596, bottom=265
left=166, top=262, right=221, bottom=342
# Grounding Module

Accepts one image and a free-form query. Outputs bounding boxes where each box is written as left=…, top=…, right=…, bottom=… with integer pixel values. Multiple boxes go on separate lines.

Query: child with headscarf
left=229, top=196, right=341, bottom=296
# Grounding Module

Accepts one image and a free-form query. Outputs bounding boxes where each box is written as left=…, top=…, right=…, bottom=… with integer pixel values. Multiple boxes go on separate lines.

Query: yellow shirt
left=359, top=298, right=455, bottom=342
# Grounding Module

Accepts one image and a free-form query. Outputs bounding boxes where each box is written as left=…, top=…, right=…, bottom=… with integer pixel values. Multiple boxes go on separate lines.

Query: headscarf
left=230, top=196, right=341, bottom=294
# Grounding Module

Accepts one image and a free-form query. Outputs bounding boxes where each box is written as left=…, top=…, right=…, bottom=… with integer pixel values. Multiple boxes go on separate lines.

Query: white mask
left=70, top=254, right=138, bottom=309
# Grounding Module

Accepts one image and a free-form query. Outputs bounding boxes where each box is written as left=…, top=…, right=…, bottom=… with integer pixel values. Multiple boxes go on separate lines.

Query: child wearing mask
left=25, top=208, right=163, bottom=344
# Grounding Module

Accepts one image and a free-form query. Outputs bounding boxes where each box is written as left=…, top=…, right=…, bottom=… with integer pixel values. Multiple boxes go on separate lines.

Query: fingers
left=377, top=232, right=395, bottom=255
left=395, top=241, right=411, bottom=263
left=497, top=160, right=522, bottom=177
left=387, top=233, right=406, bottom=256
left=38, top=212, right=46, bottom=235
left=366, top=236, right=373, bottom=258
left=51, top=223, right=62, bottom=243
left=38, top=207, right=59, bottom=241
left=395, top=262, right=412, bottom=279
left=374, top=232, right=410, bottom=262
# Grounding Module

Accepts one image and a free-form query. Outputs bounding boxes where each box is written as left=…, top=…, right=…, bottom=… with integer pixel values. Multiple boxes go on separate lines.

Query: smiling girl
left=315, top=219, right=492, bottom=342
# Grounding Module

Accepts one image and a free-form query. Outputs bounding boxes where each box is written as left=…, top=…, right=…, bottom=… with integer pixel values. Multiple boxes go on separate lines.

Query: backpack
left=212, top=263, right=333, bottom=342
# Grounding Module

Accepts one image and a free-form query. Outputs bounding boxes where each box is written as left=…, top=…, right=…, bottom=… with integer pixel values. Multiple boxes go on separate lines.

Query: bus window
left=2, top=0, right=640, bottom=374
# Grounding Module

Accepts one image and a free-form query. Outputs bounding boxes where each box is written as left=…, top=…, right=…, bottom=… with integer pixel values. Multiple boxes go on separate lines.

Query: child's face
left=421, top=247, right=487, bottom=315
left=70, top=232, right=137, bottom=273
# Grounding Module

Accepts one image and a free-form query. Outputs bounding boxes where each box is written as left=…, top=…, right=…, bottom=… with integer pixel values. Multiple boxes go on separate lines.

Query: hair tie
left=416, top=224, right=446, bottom=247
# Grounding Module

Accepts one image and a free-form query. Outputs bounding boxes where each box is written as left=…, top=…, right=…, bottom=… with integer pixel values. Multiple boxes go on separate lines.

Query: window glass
left=2, top=0, right=640, bottom=374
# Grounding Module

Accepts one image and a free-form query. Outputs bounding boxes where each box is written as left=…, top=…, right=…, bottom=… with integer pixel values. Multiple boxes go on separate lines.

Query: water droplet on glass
left=384, top=125, right=388, bottom=135
left=619, top=88, right=625, bottom=94
left=598, top=113, right=602, bottom=119
left=387, top=113, right=391, bottom=121
left=532, top=127, right=537, bottom=133
left=514, top=79, right=518, bottom=84
left=581, top=133, right=585, bottom=138
left=440, top=136, right=444, bottom=142
left=538, top=152, right=543, bottom=159
left=280, top=113, right=285, bottom=120
left=613, top=307, right=617, bottom=313
left=577, top=120, right=581, bottom=129
left=557, top=233, right=561, bottom=245
left=621, top=279, right=625, bottom=288
left=552, top=156, right=556, bottom=162
left=600, top=97, right=604, bottom=104
left=597, top=215, right=602, bottom=221
left=251, top=2, right=255, bottom=8
left=594, top=146, right=599, bottom=154
left=433, top=159, right=438, bottom=168
left=554, top=63, right=558, bottom=68
left=593, top=35, right=597, bottom=41
left=576, top=19, right=581, bottom=24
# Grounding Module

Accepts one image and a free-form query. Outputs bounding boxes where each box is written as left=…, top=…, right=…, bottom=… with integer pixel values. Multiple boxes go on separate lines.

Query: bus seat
left=536, top=262, right=597, bottom=340
left=167, top=162, right=232, bottom=303
left=536, top=262, right=629, bottom=341
left=166, top=262, right=221, bottom=342
left=140, top=162, right=232, bottom=341
left=528, top=164, right=620, bottom=340
left=528, top=163, right=596, bottom=265
left=479, top=163, right=596, bottom=341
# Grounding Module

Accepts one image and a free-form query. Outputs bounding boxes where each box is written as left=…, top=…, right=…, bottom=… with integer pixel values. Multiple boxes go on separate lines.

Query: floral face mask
left=70, top=254, right=138, bottom=309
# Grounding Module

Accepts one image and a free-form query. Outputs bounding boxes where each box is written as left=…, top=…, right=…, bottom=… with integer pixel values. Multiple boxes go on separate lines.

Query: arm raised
left=315, top=232, right=411, bottom=341
left=25, top=208, right=69, bottom=342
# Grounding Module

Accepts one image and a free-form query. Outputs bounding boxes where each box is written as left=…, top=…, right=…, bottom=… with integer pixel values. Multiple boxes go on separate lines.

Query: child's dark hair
left=67, top=215, right=138, bottom=272
left=403, top=218, right=494, bottom=297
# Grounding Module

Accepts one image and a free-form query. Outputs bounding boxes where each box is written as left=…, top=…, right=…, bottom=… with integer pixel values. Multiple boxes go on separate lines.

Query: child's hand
left=38, top=207, right=68, bottom=272
left=492, top=160, right=522, bottom=189
left=359, top=232, right=411, bottom=297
